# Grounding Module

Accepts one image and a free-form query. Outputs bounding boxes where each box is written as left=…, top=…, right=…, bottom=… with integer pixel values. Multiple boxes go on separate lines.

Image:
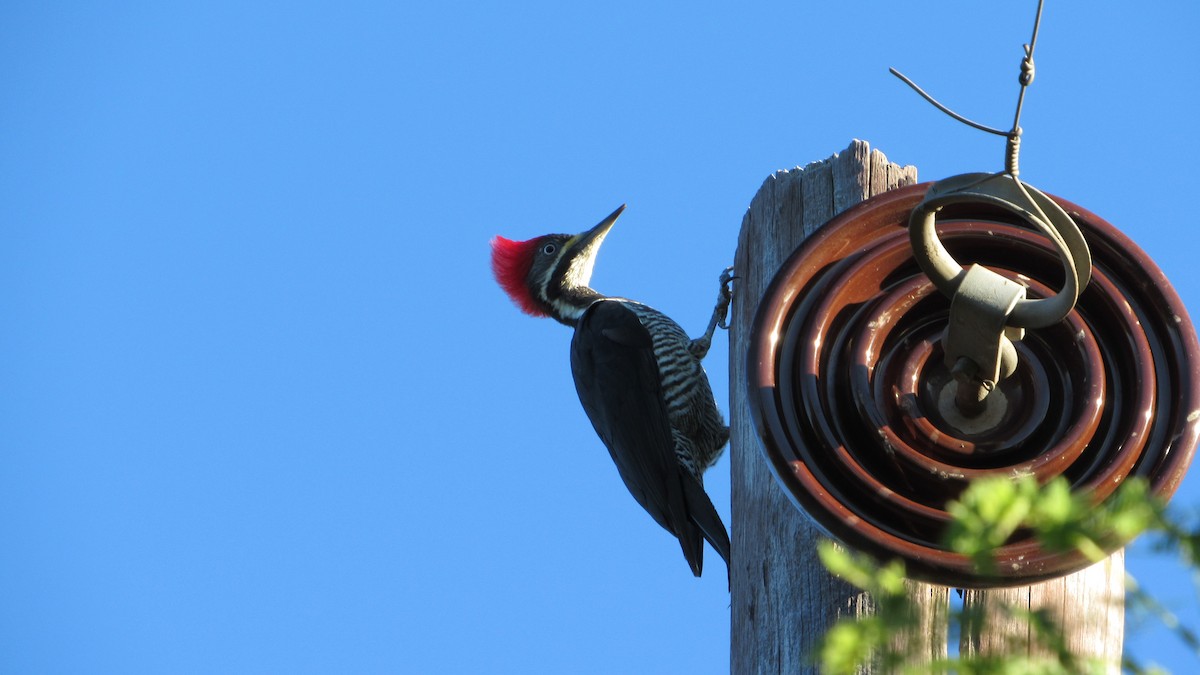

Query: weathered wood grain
left=729, top=140, right=934, bottom=674
left=961, top=551, right=1125, bottom=673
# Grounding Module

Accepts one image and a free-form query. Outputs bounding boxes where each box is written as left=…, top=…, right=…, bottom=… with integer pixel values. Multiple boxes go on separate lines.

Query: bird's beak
left=558, top=204, right=625, bottom=291
left=566, top=204, right=625, bottom=258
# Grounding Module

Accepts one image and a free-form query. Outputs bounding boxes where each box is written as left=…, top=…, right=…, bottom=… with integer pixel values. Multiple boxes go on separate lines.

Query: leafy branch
left=816, top=476, right=1199, bottom=674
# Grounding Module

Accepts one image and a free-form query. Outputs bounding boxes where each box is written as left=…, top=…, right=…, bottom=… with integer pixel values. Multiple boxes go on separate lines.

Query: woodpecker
left=490, top=204, right=733, bottom=577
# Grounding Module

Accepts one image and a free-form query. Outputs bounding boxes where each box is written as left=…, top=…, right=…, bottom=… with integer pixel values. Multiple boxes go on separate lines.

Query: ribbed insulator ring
left=749, top=183, right=1200, bottom=587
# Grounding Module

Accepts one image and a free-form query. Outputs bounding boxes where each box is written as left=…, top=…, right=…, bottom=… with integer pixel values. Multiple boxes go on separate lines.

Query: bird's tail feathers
left=667, top=474, right=706, bottom=577
left=681, top=472, right=731, bottom=577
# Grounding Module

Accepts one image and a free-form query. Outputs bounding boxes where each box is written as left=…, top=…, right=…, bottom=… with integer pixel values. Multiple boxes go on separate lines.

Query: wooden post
left=728, top=140, right=1124, bottom=673
left=729, top=140, right=945, bottom=673
left=961, top=553, right=1125, bottom=672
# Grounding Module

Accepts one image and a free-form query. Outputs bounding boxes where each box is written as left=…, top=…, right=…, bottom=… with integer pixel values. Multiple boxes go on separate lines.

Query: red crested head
left=490, top=206, right=622, bottom=324
left=490, top=235, right=549, bottom=317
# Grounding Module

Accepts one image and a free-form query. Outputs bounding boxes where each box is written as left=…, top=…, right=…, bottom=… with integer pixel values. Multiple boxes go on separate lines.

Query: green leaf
left=944, top=475, right=1039, bottom=571
left=817, top=541, right=874, bottom=590
left=819, top=620, right=879, bottom=675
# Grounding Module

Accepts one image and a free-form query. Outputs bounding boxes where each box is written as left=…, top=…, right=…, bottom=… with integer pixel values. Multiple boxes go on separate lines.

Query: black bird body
left=491, top=205, right=732, bottom=577
left=572, top=299, right=730, bottom=575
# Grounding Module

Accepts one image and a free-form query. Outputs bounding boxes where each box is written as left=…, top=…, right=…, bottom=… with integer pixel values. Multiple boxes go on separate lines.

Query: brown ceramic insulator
left=748, top=183, right=1200, bottom=587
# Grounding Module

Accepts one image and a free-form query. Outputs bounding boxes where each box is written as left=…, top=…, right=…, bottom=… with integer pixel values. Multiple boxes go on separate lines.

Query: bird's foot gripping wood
left=690, top=266, right=737, bottom=359
left=717, top=266, right=736, bottom=330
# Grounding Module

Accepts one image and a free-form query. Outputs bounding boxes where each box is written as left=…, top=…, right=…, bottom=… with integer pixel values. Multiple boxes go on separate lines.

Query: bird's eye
left=541, top=243, right=557, bottom=255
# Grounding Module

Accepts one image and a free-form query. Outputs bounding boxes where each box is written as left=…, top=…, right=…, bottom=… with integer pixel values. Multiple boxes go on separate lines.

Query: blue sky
left=2, top=2, right=1198, bottom=673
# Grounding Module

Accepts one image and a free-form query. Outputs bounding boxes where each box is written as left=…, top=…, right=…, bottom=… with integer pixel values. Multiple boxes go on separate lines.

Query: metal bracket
left=910, top=172, right=1092, bottom=418
left=910, top=173, right=1091, bottom=329
left=944, top=264, right=1026, bottom=417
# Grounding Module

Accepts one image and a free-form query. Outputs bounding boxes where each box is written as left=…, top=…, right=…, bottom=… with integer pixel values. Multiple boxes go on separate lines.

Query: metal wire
left=887, top=68, right=1008, bottom=137
left=890, top=0, right=1047, bottom=177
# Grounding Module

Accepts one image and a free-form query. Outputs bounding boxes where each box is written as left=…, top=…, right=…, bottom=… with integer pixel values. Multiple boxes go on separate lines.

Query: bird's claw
left=717, top=266, right=736, bottom=330
left=719, top=266, right=737, bottom=291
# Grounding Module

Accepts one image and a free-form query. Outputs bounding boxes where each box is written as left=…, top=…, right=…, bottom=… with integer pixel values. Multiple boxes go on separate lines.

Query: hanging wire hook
left=890, top=0, right=1046, bottom=177
left=892, top=0, right=1094, bottom=417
